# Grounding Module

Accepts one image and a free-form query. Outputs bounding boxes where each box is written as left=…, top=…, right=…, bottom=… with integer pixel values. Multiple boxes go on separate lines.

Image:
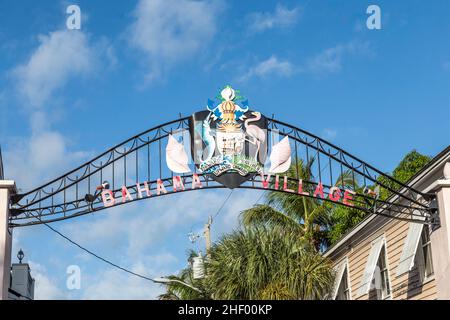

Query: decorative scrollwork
left=9, top=116, right=433, bottom=227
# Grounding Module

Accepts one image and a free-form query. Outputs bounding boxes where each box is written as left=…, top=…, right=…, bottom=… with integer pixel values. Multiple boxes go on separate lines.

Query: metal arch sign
left=99, top=174, right=357, bottom=209
left=99, top=86, right=356, bottom=209
left=9, top=85, right=433, bottom=227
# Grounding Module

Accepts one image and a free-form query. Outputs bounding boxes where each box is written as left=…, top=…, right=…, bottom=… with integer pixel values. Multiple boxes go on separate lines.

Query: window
left=375, top=247, right=391, bottom=299
left=332, top=259, right=350, bottom=300
left=336, top=268, right=350, bottom=300
left=417, top=226, right=434, bottom=281
left=358, top=236, right=384, bottom=297
left=396, top=217, right=427, bottom=277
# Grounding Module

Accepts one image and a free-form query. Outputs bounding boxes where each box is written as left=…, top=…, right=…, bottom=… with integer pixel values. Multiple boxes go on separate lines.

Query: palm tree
left=158, top=158, right=354, bottom=299
left=241, top=157, right=355, bottom=250
left=206, top=226, right=334, bottom=300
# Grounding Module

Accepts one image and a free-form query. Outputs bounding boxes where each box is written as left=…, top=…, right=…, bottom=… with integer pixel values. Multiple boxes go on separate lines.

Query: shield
left=189, top=106, right=268, bottom=188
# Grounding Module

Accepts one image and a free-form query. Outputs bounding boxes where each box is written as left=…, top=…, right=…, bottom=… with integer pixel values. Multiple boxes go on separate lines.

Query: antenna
left=188, top=232, right=200, bottom=244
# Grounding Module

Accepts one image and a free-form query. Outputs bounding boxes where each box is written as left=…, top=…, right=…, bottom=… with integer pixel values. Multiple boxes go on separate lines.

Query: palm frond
left=334, top=169, right=358, bottom=189
left=157, top=292, right=180, bottom=300
left=206, top=227, right=334, bottom=300
left=308, top=204, right=331, bottom=226
left=240, top=204, right=305, bottom=235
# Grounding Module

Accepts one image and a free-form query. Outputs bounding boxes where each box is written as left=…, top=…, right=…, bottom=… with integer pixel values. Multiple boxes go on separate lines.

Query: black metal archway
left=9, top=116, right=435, bottom=228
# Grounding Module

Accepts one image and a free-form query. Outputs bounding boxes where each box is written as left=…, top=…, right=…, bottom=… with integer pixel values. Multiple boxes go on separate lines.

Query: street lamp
left=152, top=277, right=202, bottom=293
left=17, top=249, right=24, bottom=263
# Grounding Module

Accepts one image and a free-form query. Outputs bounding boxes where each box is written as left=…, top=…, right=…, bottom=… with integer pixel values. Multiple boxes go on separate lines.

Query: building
left=8, top=250, right=35, bottom=300
left=8, top=262, right=35, bottom=300
left=325, top=146, right=450, bottom=300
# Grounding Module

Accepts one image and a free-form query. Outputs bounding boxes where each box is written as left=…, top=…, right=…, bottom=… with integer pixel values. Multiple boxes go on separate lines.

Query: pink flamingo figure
left=244, top=112, right=266, bottom=161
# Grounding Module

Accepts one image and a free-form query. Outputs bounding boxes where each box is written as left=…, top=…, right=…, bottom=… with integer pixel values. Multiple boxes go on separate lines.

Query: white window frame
left=337, top=266, right=351, bottom=300
left=396, top=213, right=426, bottom=277
left=374, top=241, right=392, bottom=300
left=332, top=257, right=352, bottom=300
left=415, top=226, right=435, bottom=284
left=357, top=235, right=385, bottom=298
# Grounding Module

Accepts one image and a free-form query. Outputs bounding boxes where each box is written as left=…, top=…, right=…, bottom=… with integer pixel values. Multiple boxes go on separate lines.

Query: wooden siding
left=331, top=216, right=437, bottom=300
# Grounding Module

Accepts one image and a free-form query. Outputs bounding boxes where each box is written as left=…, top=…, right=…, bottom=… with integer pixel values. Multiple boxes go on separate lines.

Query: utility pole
left=204, top=215, right=212, bottom=257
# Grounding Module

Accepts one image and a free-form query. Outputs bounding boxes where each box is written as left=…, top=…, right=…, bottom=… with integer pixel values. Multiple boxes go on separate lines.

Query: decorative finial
left=17, top=249, right=24, bottom=263
left=221, top=86, right=235, bottom=101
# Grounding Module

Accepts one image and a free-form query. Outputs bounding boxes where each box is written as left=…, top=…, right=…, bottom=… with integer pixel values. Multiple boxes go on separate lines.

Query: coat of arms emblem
left=189, top=86, right=268, bottom=188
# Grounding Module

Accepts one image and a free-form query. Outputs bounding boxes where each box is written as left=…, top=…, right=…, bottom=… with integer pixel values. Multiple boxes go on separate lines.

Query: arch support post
left=428, top=163, right=450, bottom=300
left=0, top=180, right=16, bottom=300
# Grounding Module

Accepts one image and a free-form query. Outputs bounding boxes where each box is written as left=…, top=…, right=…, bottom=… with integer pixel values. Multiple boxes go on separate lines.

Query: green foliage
left=377, top=150, right=431, bottom=200
left=392, top=150, right=431, bottom=183
left=241, top=157, right=354, bottom=250
left=328, top=150, right=431, bottom=244
left=206, top=226, right=334, bottom=300
left=159, top=150, right=432, bottom=300
left=241, top=157, right=322, bottom=250
left=159, top=227, right=334, bottom=300
left=328, top=206, right=367, bottom=244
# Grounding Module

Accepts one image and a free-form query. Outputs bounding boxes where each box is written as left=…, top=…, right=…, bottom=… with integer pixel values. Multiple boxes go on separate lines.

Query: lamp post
left=17, top=249, right=24, bottom=263
left=152, top=277, right=202, bottom=293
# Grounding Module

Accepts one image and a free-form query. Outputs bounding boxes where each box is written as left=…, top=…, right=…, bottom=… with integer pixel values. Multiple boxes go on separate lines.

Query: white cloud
left=307, top=46, right=345, bottom=74
left=62, top=189, right=258, bottom=299
left=62, top=191, right=224, bottom=257
left=13, top=30, right=97, bottom=108
left=247, top=4, right=301, bottom=33
left=29, top=261, right=67, bottom=300
left=127, top=0, right=221, bottom=82
left=81, top=252, right=179, bottom=299
left=62, top=188, right=261, bottom=259
left=144, top=252, right=179, bottom=269
left=11, top=228, right=22, bottom=256
left=14, top=187, right=258, bottom=299
left=305, top=41, right=372, bottom=75
left=213, top=189, right=264, bottom=237
left=81, top=267, right=162, bottom=300
left=5, top=27, right=110, bottom=188
left=4, top=128, right=90, bottom=190
left=238, top=55, right=294, bottom=82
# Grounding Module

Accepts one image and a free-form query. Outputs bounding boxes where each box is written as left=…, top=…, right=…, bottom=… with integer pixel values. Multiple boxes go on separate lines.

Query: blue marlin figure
left=194, top=112, right=216, bottom=162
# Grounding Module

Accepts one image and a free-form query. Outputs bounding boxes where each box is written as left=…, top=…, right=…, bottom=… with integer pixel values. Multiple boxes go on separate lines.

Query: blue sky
left=1, top=0, right=449, bottom=299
